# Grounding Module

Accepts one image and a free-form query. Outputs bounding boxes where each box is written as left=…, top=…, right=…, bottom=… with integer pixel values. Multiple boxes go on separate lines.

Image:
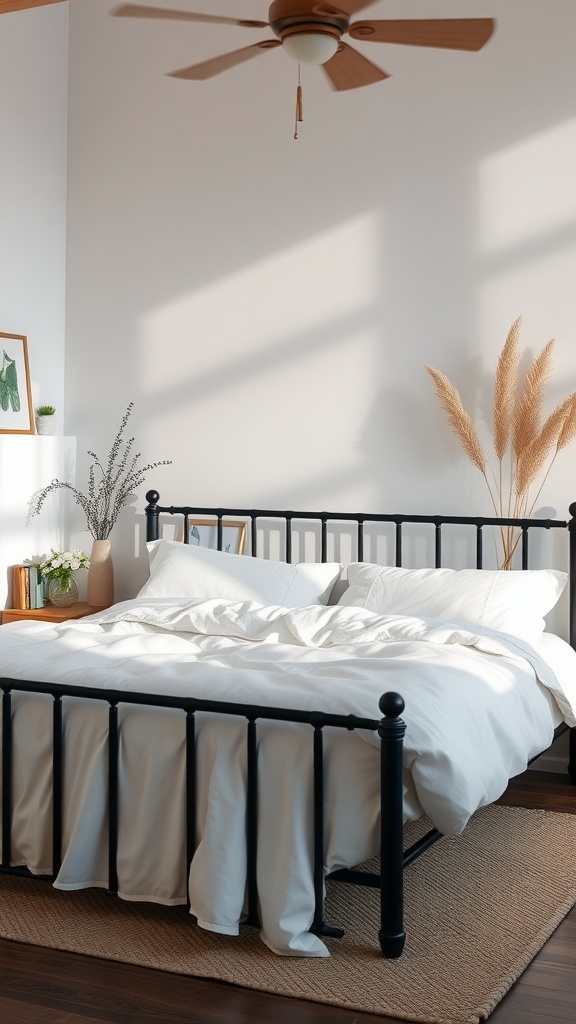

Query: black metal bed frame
left=2, top=490, right=576, bottom=959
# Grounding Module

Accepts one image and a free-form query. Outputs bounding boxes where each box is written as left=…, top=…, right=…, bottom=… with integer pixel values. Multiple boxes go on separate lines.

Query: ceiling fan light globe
left=282, top=32, right=339, bottom=65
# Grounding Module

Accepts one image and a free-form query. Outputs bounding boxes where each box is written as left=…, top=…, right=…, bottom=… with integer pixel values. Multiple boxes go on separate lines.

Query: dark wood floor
left=1, top=770, right=575, bottom=1024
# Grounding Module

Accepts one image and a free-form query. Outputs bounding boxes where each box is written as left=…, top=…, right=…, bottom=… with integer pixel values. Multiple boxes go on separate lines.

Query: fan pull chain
left=294, top=64, right=303, bottom=140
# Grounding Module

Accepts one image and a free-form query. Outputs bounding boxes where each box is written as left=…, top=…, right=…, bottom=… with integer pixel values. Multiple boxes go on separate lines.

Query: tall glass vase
left=87, top=539, right=114, bottom=608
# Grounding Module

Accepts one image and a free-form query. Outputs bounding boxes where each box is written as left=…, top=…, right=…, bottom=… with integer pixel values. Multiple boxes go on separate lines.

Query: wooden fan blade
left=349, top=19, right=495, bottom=52
left=168, top=40, right=281, bottom=81
left=0, top=0, right=64, bottom=12
left=313, top=0, right=376, bottom=15
left=322, top=42, right=389, bottom=91
left=111, top=4, right=269, bottom=28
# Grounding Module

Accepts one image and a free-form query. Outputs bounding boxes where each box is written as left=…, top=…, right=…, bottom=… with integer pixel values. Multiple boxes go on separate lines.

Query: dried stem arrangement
left=426, top=317, right=576, bottom=567
left=29, top=403, right=172, bottom=540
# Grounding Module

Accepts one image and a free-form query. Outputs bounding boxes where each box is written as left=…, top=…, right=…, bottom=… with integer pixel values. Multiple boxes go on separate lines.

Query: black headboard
left=144, top=491, right=576, bottom=650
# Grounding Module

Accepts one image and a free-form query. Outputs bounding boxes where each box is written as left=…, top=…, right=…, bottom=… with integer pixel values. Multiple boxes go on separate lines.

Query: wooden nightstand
left=1, top=603, right=102, bottom=625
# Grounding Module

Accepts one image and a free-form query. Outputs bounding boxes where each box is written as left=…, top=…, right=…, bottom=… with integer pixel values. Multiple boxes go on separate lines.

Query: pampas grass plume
left=515, top=394, right=575, bottom=496
left=427, top=318, right=576, bottom=566
left=512, top=339, right=554, bottom=460
left=493, top=316, right=521, bottom=461
left=425, top=366, right=487, bottom=474
left=557, top=394, right=576, bottom=452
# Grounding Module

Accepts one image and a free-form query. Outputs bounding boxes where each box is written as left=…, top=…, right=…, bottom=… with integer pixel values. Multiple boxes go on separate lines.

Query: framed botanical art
left=187, top=518, right=247, bottom=554
left=0, top=333, right=34, bottom=434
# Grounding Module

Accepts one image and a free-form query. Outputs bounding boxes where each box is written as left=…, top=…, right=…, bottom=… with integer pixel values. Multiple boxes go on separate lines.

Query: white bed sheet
left=1, top=597, right=576, bottom=957
left=533, top=632, right=574, bottom=728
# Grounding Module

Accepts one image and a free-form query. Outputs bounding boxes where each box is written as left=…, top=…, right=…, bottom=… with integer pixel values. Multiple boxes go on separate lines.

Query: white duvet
left=2, top=597, right=576, bottom=956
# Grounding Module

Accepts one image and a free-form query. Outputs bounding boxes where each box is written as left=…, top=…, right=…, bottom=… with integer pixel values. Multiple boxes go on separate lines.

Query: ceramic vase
left=87, top=539, right=114, bottom=608
left=47, top=575, right=78, bottom=608
left=35, top=415, right=56, bottom=436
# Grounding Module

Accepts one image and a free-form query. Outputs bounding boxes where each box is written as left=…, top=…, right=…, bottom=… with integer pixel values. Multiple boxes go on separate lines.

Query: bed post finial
left=145, top=491, right=160, bottom=543
left=379, top=692, right=405, bottom=719
left=379, top=692, right=405, bottom=716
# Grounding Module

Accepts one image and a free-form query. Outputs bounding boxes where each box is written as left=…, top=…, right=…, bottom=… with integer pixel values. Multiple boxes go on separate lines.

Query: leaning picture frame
left=0, top=332, right=34, bottom=434
left=186, top=518, right=247, bottom=555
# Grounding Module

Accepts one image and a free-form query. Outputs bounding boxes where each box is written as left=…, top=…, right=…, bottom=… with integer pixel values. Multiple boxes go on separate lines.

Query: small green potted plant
left=35, top=405, right=57, bottom=435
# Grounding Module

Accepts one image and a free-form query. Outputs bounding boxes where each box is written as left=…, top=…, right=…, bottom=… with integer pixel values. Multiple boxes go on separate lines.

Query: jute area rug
left=2, top=804, right=576, bottom=1024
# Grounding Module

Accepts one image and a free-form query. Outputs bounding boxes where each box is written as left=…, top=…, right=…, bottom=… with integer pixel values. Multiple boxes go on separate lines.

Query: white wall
left=0, top=4, right=69, bottom=592
left=0, top=4, right=69, bottom=426
left=0, top=436, right=76, bottom=607
left=2, top=1, right=574, bottom=621
left=62, top=0, right=576, bottom=603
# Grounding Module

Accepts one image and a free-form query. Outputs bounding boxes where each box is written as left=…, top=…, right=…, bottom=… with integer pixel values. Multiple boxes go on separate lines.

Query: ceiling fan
left=109, top=1, right=496, bottom=91
left=0, top=2, right=495, bottom=92
left=0, top=1, right=494, bottom=92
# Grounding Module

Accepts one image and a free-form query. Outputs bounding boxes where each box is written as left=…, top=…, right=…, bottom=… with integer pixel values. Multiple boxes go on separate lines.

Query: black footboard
left=0, top=677, right=410, bottom=958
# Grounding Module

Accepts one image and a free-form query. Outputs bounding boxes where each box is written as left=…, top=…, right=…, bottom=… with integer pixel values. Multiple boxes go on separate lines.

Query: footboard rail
left=0, top=678, right=409, bottom=957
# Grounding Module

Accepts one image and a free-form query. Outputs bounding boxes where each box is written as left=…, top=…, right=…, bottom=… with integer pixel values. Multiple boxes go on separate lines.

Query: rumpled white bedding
left=2, top=597, right=576, bottom=957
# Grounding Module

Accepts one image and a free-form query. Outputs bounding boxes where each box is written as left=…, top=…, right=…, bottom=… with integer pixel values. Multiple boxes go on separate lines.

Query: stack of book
left=11, top=564, right=45, bottom=610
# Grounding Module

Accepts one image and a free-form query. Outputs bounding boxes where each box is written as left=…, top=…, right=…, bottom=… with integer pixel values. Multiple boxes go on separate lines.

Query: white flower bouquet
left=39, top=549, right=90, bottom=589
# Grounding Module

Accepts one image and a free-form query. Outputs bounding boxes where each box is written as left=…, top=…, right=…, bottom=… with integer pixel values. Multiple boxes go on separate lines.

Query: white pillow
left=337, top=563, right=567, bottom=642
left=138, top=539, right=342, bottom=608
